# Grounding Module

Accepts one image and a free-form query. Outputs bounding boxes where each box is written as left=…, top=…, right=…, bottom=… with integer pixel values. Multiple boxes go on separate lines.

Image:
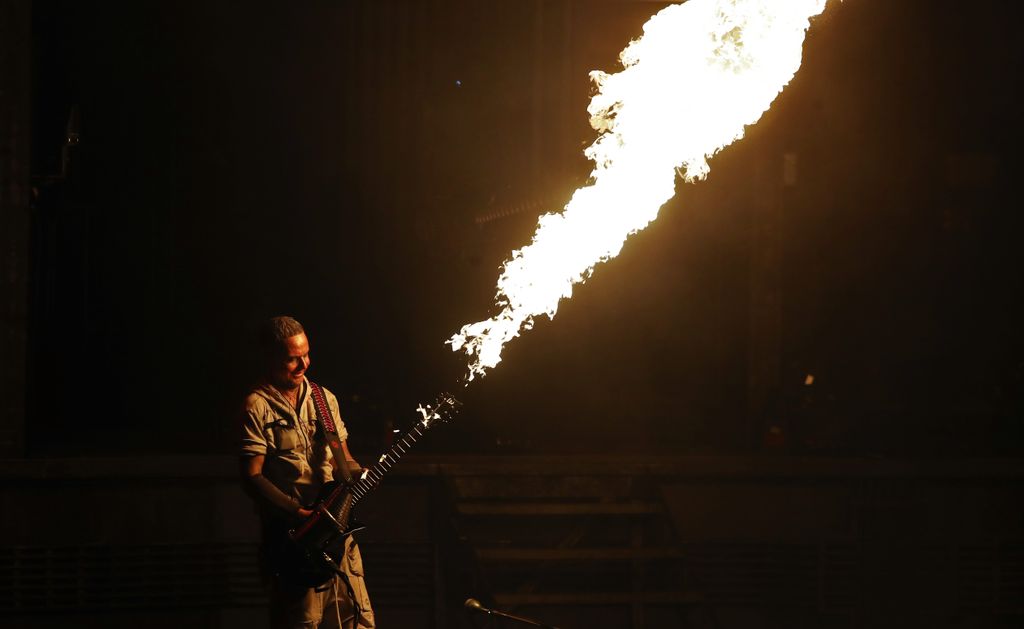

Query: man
left=240, top=316, right=375, bottom=628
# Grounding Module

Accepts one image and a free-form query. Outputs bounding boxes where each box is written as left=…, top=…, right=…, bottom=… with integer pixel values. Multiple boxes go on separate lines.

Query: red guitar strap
left=306, top=381, right=366, bottom=623
left=308, top=381, right=352, bottom=484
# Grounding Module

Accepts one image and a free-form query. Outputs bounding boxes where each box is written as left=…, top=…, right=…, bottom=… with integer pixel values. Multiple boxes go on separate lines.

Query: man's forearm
left=245, top=473, right=303, bottom=515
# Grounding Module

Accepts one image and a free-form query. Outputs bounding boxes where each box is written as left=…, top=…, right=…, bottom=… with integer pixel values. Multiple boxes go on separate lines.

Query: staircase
left=446, top=462, right=710, bottom=629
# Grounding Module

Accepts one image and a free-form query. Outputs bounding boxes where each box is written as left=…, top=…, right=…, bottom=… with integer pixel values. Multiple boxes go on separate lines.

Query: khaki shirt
left=240, top=378, right=347, bottom=508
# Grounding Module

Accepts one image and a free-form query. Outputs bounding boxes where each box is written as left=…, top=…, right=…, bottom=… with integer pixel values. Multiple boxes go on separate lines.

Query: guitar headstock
left=415, top=392, right=462, bottom=428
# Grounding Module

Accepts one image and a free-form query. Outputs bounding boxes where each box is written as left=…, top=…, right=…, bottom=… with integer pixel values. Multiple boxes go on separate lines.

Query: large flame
left=450, top=0, right=829, bottom=381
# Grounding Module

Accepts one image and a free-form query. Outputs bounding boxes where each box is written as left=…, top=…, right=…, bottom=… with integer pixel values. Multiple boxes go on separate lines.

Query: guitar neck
left=348, top=419, right=431, bottom=505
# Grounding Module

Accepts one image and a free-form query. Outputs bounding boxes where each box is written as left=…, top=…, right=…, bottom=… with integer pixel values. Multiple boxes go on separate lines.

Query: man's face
left=270, top=333, right=310, bottom=391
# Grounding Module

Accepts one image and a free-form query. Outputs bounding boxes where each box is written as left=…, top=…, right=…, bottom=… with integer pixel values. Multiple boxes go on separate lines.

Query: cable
left=333, top=576, right=343, bottom=629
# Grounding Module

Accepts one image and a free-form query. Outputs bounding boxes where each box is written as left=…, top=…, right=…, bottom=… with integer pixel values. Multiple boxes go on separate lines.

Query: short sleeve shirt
left=240, top=378, right=347, bottom=506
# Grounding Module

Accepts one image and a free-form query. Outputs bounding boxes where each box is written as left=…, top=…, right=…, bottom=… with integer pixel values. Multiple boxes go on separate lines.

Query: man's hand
left=296, top=507, right=314, bottom=519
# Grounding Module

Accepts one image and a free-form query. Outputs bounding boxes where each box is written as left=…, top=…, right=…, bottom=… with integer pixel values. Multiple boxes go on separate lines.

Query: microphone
left=463, top=598, right=560, bottom=628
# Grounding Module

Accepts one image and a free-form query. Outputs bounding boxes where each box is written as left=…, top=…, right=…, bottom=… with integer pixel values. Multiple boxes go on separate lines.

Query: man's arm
left=240, top=454, right=313, bottom=519
left=240, top=401, right=314, bottom=518
left=331, top=441, right=363, bottom=477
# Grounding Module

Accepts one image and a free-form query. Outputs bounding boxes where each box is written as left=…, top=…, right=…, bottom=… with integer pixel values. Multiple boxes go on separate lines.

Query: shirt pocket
left=269, top=420, right=302, bottom=452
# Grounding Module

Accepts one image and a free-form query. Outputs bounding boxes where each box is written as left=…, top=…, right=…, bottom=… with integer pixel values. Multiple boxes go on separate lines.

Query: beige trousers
left=270, top=537, right=375, bottom=629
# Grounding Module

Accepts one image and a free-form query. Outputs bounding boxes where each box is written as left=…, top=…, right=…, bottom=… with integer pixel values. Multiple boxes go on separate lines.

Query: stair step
left=493, top=591, right=704, bottom=606
left=476, top=547, right=686, bottom=561
left=457, top=502, right=663, bottom=516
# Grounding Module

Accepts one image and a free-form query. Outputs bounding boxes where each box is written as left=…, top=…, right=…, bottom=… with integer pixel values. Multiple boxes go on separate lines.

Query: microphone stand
left=465, top=598, right=561, bottom=629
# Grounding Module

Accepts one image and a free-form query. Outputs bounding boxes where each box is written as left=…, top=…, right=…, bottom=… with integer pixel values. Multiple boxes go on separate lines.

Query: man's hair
left=258, top=315, right=305, bottom=358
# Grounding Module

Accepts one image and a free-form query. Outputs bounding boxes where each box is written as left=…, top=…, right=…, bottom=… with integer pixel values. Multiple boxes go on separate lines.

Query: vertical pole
left=747, top=157, right=784, bottom=452
left=0, top=0, right=31, bottom=456
left=431, top=473, right=448, bottom=629
left=531, top=0, right=546, bottom=190
left=559, top=0, right=574, bottom=188
left=630, top=521, right=645, bottom=629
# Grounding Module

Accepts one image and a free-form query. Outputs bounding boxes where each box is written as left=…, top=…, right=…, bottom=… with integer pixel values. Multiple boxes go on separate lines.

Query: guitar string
left=348, top=404, right=448, bottom=504
left=351, top=430, right=417, bottom=502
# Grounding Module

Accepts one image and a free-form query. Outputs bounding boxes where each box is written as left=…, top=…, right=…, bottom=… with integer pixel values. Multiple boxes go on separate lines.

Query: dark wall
left=1, top=0, right=31, bottom=455
left=26, top=0, right=1024, bottom=457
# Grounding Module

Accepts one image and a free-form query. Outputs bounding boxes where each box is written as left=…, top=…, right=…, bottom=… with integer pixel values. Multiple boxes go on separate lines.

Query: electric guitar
left=275, top=392, right=461, bottom=587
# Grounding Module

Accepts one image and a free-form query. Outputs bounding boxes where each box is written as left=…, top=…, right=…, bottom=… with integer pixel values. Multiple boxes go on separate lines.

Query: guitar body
left=276, top=480, right=366, bottom=588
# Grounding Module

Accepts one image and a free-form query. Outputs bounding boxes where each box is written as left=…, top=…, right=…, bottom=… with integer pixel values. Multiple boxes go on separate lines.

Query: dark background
left=25, top=0, right=1024, bottom=459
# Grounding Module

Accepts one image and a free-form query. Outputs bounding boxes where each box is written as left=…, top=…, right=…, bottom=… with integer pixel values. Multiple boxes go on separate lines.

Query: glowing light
left=450, top=0, right=829, bottom=380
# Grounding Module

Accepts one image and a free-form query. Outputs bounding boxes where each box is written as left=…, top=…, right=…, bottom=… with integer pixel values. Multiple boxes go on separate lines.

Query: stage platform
left=1, top=455, right=1022, bottom=629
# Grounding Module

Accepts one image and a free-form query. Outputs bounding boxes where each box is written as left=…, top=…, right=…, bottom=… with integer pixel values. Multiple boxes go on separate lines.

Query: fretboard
left=347, top=419, right=430, bottom=505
